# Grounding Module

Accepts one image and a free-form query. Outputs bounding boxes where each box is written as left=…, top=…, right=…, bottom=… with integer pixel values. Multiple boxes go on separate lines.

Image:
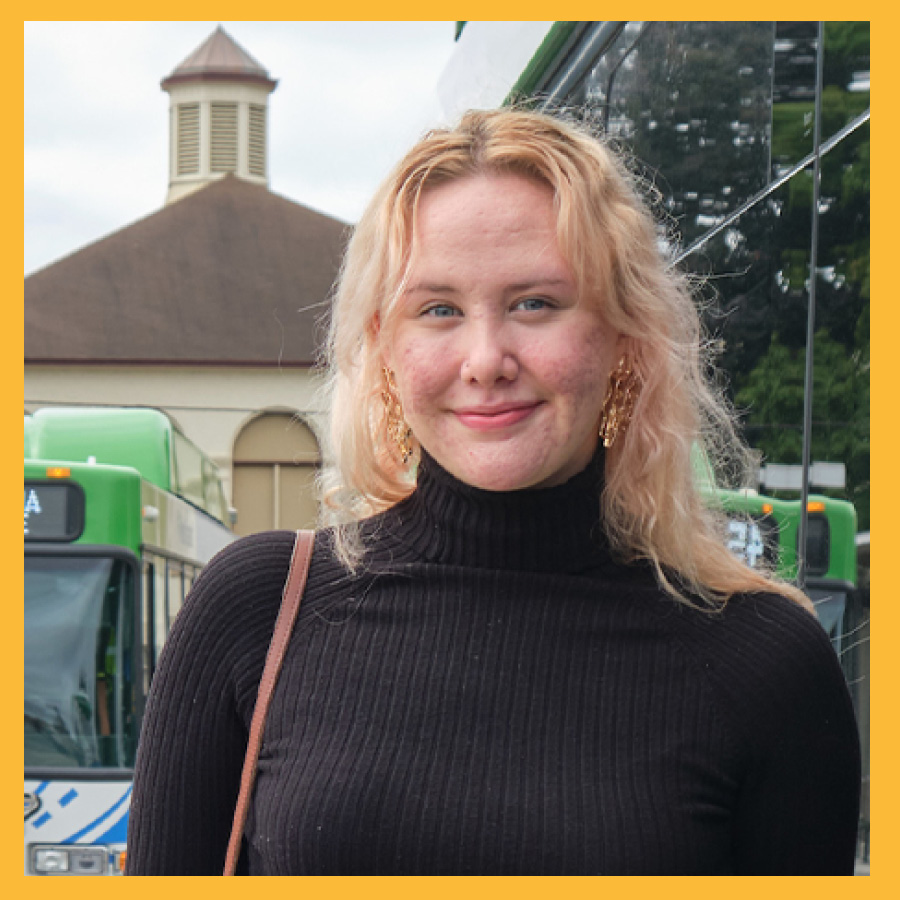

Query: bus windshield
left=25, top=556, right=136, bottom=770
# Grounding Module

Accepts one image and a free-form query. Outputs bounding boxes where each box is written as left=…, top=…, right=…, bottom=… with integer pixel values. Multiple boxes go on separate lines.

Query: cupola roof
left=161, top=25, right=277, bottom=90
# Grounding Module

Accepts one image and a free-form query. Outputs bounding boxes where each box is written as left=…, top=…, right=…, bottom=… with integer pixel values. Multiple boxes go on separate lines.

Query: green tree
left=736, top=331, right=869, bottom=527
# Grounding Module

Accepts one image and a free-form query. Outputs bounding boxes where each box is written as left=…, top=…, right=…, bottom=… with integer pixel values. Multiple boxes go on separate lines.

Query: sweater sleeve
left=125, top=531, right=296, bottom=875
left=711, top=595, right=862, bottom=873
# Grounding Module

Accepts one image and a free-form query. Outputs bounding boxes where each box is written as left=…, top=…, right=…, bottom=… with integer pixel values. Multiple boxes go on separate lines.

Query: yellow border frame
left=15, top=7, right=888, bottom=895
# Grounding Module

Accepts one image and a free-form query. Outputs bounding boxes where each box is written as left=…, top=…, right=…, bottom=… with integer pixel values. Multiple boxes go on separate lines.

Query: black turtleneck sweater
left=126, top=454, right=860, bottom=875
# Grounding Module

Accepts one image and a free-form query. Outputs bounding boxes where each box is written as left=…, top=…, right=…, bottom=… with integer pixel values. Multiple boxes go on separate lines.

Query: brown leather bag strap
left=223, top=529, right=316, bottom=876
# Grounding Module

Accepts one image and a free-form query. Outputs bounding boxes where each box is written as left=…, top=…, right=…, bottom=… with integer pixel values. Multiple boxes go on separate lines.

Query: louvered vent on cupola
left=249, top=105, right=267, bottom=178
left=210, top=102, right=239, bottom=173
left=176, top=103, right=200, bottom=175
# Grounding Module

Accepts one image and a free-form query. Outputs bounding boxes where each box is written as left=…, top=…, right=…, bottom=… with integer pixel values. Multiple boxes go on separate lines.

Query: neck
left=382, top=449, right=614, bottom=574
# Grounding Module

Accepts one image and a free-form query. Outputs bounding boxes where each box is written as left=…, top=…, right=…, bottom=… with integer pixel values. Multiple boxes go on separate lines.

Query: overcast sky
left=24, top=21, right=460, bottom=276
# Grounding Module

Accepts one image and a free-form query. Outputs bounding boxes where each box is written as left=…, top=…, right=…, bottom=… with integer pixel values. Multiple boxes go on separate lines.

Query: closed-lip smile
left=454, top=402, right=541, bottom=430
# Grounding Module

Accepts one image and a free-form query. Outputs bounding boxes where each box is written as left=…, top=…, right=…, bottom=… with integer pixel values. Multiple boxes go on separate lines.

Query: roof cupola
left=161, top=26, right=278, bottom=203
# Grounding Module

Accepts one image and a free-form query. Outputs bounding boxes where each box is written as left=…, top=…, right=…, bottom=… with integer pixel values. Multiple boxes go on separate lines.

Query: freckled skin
left=383, top=173, right=623, bottom=492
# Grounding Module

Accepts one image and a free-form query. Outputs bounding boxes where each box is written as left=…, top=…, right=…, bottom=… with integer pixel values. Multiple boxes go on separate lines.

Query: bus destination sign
left=726, top=515, right=778, bottom=569
left=24, top=482, right=84, bottom=541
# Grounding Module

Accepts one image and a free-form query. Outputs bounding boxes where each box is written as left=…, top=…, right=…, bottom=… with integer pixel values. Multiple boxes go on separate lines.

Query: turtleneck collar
left=381, top=448, right=614, bottom=574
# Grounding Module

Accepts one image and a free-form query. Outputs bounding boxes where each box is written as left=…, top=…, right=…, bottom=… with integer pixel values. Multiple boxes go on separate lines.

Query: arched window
left=232, top=413, right=320, bottom=536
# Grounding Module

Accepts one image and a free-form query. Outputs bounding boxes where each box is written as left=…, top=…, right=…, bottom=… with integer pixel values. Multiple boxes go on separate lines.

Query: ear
left=369, top=310, right=393, bottom=370
left=614, top=332, right=632, bottom=362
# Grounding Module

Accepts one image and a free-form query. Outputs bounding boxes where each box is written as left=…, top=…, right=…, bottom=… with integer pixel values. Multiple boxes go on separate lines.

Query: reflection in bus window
left=24, top=556, right=136, bottom=768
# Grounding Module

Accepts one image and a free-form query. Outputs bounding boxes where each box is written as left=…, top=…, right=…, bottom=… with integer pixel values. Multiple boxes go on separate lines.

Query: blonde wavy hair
left=319, top=107, right=809, bottom=611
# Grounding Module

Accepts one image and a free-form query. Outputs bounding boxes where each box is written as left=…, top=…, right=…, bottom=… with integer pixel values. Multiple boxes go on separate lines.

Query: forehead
left=407, top=174, right=563, bottom=272
left=415, top=172, right=555, bottom=232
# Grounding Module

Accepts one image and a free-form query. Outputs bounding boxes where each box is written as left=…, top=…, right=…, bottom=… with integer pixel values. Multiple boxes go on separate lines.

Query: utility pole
left=797, top=21, right=826, bottom=590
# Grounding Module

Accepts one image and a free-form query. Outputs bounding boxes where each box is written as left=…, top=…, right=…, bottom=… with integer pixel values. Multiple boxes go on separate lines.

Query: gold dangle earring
left=381, top=367, right=414, bottom=464
left=598, top=356, right=641, bottom=448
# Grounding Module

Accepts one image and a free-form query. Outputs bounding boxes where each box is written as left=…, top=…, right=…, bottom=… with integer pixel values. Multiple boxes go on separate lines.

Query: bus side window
left=166, top=560, right=184, bottom=631
left=142, top=559, right=155, bottom=692
left=153, top=561, right=167, bottom=667
left=143, top=557, right=200, bottom=686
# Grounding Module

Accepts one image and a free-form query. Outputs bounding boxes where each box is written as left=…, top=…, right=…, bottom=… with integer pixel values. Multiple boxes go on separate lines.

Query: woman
left=126, top=109, right=860, bottom=875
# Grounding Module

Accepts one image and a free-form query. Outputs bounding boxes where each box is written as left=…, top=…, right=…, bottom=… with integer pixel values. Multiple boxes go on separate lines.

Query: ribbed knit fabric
left=126, top=452, right=860, bottom=875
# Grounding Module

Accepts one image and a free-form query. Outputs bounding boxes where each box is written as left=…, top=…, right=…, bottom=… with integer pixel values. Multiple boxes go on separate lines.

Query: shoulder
left=606, top=568, right=840, bottom=686
left=622, top=579, right=842, bottom=695
left=161, top=530, right=303, bottom=677
left=155, top=530, right=335, bottom=714
left=197, top=527, right=299, bottom=579
left=175, top=528, right=352, bottom=642
left=671, top=588, right=843, bottom=686
left=699, top=589, right=839, bottom=678
left=657, top=587, right=834, bottom=663
left=177, top=528, right=352, bottom=635
left=666, top=590, right=855, bottom=751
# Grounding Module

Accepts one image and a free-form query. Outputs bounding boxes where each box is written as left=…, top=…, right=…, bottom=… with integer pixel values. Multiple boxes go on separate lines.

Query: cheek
left=392, top=342, right=453, bottom=415
left=538, top=331, right=613, bottom=409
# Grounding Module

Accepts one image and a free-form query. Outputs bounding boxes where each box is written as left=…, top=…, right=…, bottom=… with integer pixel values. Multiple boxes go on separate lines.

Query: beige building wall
left=25, top=365, right=327, bottom=531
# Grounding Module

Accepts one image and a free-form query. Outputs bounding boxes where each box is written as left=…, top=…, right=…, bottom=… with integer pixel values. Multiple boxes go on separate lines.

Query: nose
left=460, top=320, right=519, bottom=385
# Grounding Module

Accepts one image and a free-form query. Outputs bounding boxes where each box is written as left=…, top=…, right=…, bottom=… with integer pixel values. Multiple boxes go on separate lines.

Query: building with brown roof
left=25, top=26, right=348, bottom=535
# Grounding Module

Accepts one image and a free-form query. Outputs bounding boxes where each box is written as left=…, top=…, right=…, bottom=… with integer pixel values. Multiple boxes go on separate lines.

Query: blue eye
left=423, top=304, right=459, bottom=318
left=515, top=297, right=551, bottom=312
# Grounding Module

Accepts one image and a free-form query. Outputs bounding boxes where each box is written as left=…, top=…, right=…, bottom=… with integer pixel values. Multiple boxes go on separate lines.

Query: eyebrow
left=403, top=277, right=573, bottom=296
left=505, top=278, right=573, bottom=294
left=403, top=282, right=457, bottom=296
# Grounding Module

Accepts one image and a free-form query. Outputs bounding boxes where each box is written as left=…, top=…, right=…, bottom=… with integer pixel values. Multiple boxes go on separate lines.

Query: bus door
left=24, top=546, right=139, bottom=875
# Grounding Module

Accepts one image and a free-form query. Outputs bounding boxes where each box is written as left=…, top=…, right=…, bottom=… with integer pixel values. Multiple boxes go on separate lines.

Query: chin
left=451, top=460, right=551, bottom=493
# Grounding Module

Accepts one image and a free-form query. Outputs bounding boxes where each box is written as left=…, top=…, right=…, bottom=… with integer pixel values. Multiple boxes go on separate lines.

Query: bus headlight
left=31, top=845, right=108, bottom=875
left=32, top=848, right=68, bottom=873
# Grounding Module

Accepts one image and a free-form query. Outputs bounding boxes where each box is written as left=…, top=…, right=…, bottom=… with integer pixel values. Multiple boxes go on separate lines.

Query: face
left=382, top=173, right=623, bottom=492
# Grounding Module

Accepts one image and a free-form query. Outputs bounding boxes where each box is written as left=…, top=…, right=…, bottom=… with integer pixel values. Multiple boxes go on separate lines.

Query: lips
left=454, top=402, right=541, bottom=430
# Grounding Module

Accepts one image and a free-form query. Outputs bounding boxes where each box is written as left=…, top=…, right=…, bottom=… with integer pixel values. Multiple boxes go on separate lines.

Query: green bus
left=24, top=407, right=234, bottom=876
left=711, top=486, right=859, bottom=645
